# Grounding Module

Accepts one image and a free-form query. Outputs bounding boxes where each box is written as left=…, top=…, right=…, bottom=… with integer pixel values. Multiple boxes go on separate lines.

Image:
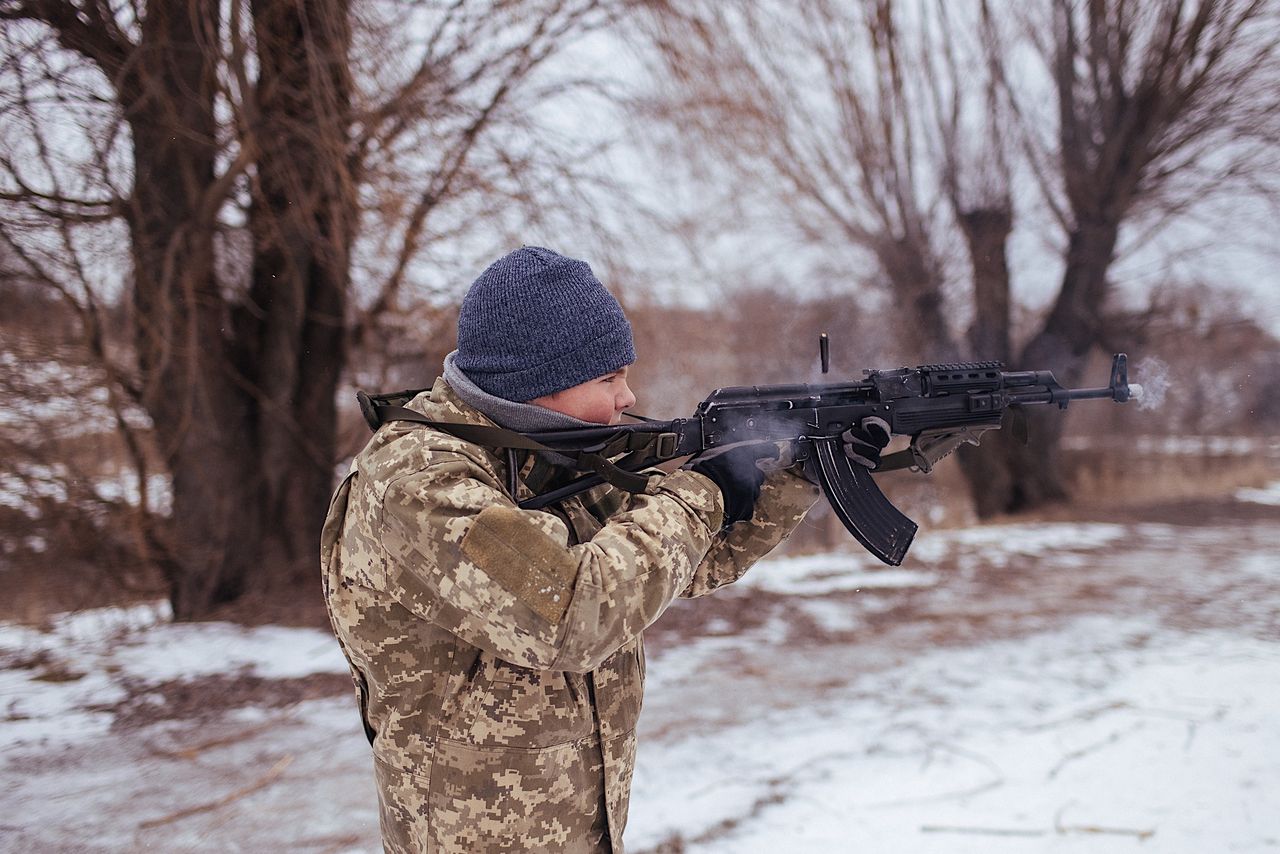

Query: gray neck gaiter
left=443, top=350, right=600, bottom=433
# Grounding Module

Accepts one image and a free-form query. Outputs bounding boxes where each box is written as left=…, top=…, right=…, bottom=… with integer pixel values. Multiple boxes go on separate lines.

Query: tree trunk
left=875, top=236, right=957, bottom=363
left=123, top=4, right=264, bottom=616
left=957, top=208, right=1013, bottom=364
left=121, top=1, right=353, bottom=618
left=239, top=0, right=354, bottom=593
left=952, top=206, right=1016, bottom=517
left=968, top=218, right=1120, bottom=517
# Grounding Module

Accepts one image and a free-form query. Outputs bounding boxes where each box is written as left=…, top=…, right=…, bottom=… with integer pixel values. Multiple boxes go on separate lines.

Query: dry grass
left=1065, top=448, right=1277, bottom=505
left=780, top=445, right=1279, bottom=557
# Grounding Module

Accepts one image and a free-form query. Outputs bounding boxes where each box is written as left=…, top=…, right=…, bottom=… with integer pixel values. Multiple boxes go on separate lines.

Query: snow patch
left=793, top=599, right=864, bottom=634
left=110, top=623, right=349, bottom=683
left=0, top=602, right=346, bottom=749
left=738, top=551, right=938, bottom=596
left=740, top=522, right=1130, bottom=597
left=1236, top=481, right=1280, bottom=506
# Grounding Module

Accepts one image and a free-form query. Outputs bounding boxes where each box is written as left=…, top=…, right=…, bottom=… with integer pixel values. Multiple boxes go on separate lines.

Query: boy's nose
left=618, top=383, right=637, bottom=411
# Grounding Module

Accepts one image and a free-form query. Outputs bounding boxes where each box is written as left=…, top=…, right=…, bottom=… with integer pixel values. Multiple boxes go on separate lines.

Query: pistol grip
left=811, top=436, right=918, bottom=565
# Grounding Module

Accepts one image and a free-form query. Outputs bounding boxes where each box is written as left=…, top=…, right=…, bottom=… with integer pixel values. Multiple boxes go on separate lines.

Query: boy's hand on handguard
left=684, top=443, right=780, bottom=528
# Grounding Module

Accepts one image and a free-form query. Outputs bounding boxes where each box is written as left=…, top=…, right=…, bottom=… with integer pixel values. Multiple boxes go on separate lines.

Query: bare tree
left=920, top=0, right=1018, bottom=365
left=970, top=0, right=1280, bottom=513
left=0, top=0, right=623, bottom=618
left=632, top=0, right=960, bottom=361
left=634, top=0, right=1279, bottom=517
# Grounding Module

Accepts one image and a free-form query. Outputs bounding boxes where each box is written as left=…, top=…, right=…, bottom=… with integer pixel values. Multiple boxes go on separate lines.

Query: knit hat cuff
left=469, top=324, right=636, bottom=402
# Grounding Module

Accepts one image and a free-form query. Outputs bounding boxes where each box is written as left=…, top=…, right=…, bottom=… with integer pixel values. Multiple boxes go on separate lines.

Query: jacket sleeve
left=681, top=467, right=820, bottom=598
left=378, top=452, right=725, bottom=673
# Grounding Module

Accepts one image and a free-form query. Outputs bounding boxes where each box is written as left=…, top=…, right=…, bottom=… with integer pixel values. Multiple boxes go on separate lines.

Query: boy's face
left=530, top=366, right=637, bottom=425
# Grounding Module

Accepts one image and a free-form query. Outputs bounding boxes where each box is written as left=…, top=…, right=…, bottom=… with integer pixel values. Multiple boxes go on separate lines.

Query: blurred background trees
left=1, top=0, right=1277, bottom=619
left=0, top=0, right=625, bottom=618
left=629, top=0, right=1280, bottom=515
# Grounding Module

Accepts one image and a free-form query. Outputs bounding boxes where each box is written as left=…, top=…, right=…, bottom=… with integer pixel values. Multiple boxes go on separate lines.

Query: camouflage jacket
left=321, top=379, right=818, bottom=853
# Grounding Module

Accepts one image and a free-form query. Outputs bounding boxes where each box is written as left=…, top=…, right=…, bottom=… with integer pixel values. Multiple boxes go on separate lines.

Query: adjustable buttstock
left=811, top=437, right=918, bottom=566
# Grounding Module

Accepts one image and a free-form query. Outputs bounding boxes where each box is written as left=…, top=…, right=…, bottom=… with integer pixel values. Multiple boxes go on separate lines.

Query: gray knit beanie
left=454, top=246, right=636, bottom=402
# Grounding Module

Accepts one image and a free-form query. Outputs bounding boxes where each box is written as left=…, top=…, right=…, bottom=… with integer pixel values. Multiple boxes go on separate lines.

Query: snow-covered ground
left=1, top=490, right=1277, bottom=853
left=633, top=621, right=1278, bottom=854
left=0, top=604, right=348, bottom=751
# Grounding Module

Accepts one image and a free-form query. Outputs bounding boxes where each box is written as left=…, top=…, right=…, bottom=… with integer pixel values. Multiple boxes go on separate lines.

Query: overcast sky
left=526, top=16, right=1280, bottom=339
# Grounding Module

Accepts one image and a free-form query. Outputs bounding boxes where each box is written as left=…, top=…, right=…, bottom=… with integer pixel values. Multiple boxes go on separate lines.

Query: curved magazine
left=812, top=437, right=918, bottom=566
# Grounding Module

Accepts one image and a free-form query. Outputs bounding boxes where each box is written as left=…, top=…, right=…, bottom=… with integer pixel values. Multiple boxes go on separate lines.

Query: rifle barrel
left=1066, top=386, right=1116, bottom=400
left=1070, top=381, right=1142, bottom=403
left=1014, top=384, right=1136, bottom=405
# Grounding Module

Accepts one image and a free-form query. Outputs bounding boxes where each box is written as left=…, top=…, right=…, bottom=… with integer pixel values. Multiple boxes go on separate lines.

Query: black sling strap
left=363, top=399, right=656, bottom=495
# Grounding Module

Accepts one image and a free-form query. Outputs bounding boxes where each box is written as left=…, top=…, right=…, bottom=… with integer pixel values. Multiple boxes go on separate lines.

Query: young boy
left=321, top=246, right=829, bottom=853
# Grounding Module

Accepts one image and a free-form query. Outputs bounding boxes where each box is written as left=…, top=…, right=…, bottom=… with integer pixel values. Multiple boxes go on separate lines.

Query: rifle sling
left=875, top=449, right=916, bottom=472
left=371, top=404, right=655, bottom=495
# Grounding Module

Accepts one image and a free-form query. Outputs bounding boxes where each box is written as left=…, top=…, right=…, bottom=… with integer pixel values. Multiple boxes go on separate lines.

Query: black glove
left=685, top=443, right=779, bottom=528
left=842, top=416, right=891, bottom=469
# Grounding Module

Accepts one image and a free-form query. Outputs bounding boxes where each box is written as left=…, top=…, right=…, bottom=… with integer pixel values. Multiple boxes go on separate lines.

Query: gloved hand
left=841, top=416, right=892, bottom=469
left=685, top=443, right=780, bottom=529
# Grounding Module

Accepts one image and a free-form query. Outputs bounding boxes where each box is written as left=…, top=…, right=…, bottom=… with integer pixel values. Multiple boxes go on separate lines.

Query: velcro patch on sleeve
left=460, top=505, right=580, bottom=625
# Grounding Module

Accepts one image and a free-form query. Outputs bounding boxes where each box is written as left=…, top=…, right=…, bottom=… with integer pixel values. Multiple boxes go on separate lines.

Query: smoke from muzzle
left=1132, top=356, right=1170, bottom=411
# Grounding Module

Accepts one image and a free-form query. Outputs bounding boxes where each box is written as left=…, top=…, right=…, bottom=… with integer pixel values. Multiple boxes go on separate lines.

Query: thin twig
left=869, top=741, right=1005, bottom=807
left=1060, top=822, right=1157, bottom=841
left=1054, top=801, right=1157, bottom=841
left=921, top=824, right=1047, bottom=837
left=1047, top=722, right=1143, bottom=779
left=138, top=755, right=293, bottom=829
left=145, top=719, right=284, bottom=761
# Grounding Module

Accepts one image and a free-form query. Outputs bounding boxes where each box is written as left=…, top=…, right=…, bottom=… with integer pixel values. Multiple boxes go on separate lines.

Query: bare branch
left=0, top=0, right=134, bottom=82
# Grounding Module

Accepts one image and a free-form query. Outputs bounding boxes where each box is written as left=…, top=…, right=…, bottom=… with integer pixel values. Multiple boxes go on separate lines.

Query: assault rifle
left=358, top=352, right=1142, bottom=566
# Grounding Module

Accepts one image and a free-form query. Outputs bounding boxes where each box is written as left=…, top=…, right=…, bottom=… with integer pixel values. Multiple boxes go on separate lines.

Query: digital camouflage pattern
left=321, top=378, right=818, bottom=852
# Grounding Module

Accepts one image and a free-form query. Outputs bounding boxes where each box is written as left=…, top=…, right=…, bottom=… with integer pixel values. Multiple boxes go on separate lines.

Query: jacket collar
left=406, top=378, right=583, bottom=496
left=405, top=376, right=499, bottom=428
